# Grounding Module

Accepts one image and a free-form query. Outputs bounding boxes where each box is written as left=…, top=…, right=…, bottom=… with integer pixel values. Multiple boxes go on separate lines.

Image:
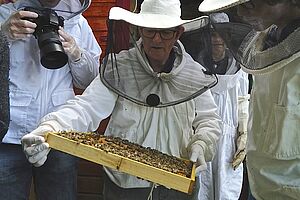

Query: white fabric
left=246, top=30, right=300, bottom=199
left=196, top=58, right=249, bottom=200
left=109, top=0, right=206, bottom=29
left=198, top=0, right=249, bottom=12
left=0, top=0, right=101, bottom=144
left=22, top=134, right=50, bottom=167
left=189, top=143, right=207, bottom=174
left=21, top=125, right=55, bottom=167
left=33, top=47, right=221, bottom=189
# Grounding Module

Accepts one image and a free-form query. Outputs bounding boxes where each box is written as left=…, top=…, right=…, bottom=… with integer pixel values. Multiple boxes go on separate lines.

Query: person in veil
left=187, top=12, right=249, bottom=200
left=21, top=0, right=221, bottom=199
left=0, top=0, right=101, bottom=199
left=198, top=0, right=300, bottom=199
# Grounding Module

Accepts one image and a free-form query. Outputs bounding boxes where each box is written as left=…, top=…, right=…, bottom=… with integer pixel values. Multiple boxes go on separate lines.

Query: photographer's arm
left=59, top=17, right=101, bottom=89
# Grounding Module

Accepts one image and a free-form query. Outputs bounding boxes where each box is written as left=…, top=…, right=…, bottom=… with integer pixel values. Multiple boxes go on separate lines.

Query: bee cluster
left=56, top=131, right=193, bottom=177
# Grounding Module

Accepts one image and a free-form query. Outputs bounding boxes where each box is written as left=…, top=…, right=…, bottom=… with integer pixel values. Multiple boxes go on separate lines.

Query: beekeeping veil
left=181, top=12, right=239, bottom=74
left=100, top=0, right=217, bottom=107
left=0, top=31, right=10, bottom=141
left=199, top=0, right=300, bottom=75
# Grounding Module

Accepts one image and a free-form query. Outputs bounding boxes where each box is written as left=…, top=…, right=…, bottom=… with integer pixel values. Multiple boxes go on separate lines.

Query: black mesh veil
left=100, top=18, right=218, bottom=108
left=212, top=22, right=254, bottom=61
left=210, top=20, right=300, bottom=74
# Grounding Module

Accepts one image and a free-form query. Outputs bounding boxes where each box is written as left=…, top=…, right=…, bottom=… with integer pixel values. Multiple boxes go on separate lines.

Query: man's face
left=139, top=26, right=184, bottom=67
left=237, top=0, right=288, bottom=30
left=211, top=31, right=226, bottom=62
left=38, top=0, right=61, bottom=8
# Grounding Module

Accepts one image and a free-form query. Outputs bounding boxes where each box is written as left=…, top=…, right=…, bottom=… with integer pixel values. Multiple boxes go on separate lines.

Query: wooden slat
left=46, top=133, right=196, bottom=194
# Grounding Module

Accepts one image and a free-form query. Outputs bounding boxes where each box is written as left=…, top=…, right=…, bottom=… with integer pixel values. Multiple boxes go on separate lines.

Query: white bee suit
left=245, top=27, right=300, bottom=199
left=37, top=41, right=221, bottom=189
left=196, top=60, right=249, bottom=200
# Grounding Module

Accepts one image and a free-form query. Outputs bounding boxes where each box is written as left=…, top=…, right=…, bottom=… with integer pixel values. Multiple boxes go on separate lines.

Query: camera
left=24, top=7, right=68, bottom=69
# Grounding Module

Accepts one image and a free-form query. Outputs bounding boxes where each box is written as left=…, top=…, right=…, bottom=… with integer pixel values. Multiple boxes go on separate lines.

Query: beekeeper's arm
left=21, top=75, right=118, bottom=167
left=188, top=90, right=221, bottom=175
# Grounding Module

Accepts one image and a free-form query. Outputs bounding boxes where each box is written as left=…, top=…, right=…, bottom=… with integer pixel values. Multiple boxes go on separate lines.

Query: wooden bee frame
left=46, top=132, right=196, bottom=194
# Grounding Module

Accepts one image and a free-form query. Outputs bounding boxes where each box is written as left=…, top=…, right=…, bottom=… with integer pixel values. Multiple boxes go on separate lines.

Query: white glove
left=189, top=144, right=207, bottom=175
left=232, top=131, right=247, bottom=170
left=21, top=126, right=52, bottom=167
left=1, top=10, right=38, bottom=40
left=58, top=27, right=82, bottom=62
left=232, top=95, right=249, bottom=170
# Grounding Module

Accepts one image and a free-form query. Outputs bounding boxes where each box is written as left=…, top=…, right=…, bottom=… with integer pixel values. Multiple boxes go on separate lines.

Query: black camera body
left=24, top=7, right=68, bottom=69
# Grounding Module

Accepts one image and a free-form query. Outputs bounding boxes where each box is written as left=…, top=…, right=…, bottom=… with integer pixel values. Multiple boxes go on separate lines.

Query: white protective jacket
left=197, top=55, right=249, bottom=200
left=246, top=27, right=300, bottom=199
left=36, top=41, right=221, bottom=189
left=0, top=0, right=101, bottom=144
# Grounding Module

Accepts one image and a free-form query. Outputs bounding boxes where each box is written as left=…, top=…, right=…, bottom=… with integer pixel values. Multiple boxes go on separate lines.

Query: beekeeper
left=0, top=0, right=101, bottom=199
left=185, top=12, right=249, bottom=200
left=198, top=0, right=300, bottom=199
left=21, top=0, right=222, bottom=199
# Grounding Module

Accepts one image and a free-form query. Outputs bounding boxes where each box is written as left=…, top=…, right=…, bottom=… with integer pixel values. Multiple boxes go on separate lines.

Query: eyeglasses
left=141, top=28, right=177, bottom=40
left=240, top=1, right=255, bottom=9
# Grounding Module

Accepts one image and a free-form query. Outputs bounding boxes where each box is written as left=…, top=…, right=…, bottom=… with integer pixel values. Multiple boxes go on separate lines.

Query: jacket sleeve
left=189, top=89, right=221, bottom=162
left=38, top=75, right=117, bottom=133
left=69, top=16, right=102, bottom=89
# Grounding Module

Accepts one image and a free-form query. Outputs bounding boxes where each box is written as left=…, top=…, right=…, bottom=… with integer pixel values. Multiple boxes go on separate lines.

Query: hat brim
left=199, top=0, right=249, bottom=12
left=109, top=7, right=208, bottom=29
left=182, top=16, right=209, bottom=32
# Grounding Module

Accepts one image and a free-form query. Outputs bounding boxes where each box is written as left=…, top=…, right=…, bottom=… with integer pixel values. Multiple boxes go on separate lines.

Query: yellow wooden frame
left=46, top=132, right=196, bottom=194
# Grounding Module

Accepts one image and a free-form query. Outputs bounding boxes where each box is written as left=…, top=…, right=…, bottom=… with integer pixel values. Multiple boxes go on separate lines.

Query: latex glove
left=21, top=127, right=52, bottom=167
left=232, top=95, right=249, bottom=170
left=1, top=10, right=38, bottom=40
left=189, top=144, right=207, bottom=175
left=58, top=27, right=82, bottom=62
left=232, top=131, right=247, bottom=170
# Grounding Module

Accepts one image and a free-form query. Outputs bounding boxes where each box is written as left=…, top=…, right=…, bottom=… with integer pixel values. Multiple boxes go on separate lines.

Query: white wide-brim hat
left=109, top=0, right=206, bottom=29
left=199, top=0, right=250, bottom=12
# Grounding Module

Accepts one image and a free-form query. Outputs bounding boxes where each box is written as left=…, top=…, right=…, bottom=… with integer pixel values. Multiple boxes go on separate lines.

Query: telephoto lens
left=38, top=31, right=68, bottom=69
left=23, top=7, right=68, bottom=69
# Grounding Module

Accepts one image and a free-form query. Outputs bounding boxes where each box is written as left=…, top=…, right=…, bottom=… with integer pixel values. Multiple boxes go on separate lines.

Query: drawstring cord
left=147, top=183, right=157, bottom=200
